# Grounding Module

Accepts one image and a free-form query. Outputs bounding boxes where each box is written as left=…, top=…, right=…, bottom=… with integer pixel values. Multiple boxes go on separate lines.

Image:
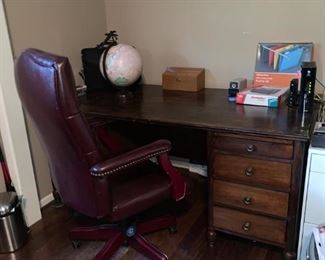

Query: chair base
left=69, top=215, right=176, bottom=260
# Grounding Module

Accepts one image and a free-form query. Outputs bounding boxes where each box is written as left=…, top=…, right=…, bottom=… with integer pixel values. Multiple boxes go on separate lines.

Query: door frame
left=0, top=1, right=41, bottom=226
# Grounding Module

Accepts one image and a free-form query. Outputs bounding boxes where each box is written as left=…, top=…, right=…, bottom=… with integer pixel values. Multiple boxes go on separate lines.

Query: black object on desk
left=298, top=61, right=317, bottom=113
left=81, top=31, right=118, bottom=91
left=287, top=78, right=299, bottom=107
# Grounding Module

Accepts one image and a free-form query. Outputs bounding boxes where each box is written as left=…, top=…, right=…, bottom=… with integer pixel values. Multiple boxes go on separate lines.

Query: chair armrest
left=158, top=154, right=187, bottom=201
left=90, top=140, right=171, bottom=177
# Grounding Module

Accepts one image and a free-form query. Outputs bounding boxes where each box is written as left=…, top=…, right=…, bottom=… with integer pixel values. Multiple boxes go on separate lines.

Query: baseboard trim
left=40, top=193, right=54, bottom=208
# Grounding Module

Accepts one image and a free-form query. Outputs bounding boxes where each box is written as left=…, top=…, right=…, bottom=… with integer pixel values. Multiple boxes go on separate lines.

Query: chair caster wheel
left=168, top=226, right=177, bottom=234
left=71, top=240, right=81, bottom=249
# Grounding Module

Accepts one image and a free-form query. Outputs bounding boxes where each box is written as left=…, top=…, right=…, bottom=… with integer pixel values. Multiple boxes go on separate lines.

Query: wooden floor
left=0, top=172, right=284, bottom=260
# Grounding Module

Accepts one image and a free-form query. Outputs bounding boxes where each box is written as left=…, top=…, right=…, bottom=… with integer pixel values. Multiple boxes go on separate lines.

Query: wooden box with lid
left=162, top=67, right=205, bottom=92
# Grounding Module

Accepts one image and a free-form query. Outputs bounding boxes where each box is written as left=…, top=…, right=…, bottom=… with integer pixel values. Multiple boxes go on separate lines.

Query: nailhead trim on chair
left=90, top=148, right=170, bottom=177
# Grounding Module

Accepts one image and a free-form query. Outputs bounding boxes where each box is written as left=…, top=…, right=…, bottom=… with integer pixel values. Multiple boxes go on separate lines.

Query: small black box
left=287, top=78, right=299, bottom=107
left=299, top=62, right=316, bottom=113
left=81, top=48, right=111, bottom=92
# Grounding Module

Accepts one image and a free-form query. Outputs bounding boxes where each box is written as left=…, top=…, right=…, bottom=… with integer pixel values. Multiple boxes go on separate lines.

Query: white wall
left=4, top=0, right=107, bottom=202
left=105, top=0, right=325, bottom=90
left=5, top=0, right=107, bottom=84
left=0, top=1, right=41, bottom=226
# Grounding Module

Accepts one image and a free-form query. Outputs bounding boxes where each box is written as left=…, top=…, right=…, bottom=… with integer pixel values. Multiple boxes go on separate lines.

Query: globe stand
left=113, top=77, right=142, bottom=103
left=114, top=88, right=134, bottom=104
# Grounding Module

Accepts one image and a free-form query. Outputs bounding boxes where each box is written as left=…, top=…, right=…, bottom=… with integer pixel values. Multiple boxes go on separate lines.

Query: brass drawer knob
left=245, top=167, right=254, bottom=176
left=243, top=196, right=252, bottom=205
left=246, top=144, right=256, bottom=153
left=242, top=221, right=251, bottom=231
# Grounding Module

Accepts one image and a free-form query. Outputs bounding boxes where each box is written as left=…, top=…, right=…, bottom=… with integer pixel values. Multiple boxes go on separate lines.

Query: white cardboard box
left=236, top=86, right=289, bottom=107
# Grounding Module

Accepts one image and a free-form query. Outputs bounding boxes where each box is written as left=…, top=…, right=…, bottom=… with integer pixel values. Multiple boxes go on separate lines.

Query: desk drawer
left=212, top=135, right=293, bottom=160
left=213, top=206, right=286, bottom=245
left=212, top=153, right=292, bottom=189
left=213, top=180, right=289, bottom=217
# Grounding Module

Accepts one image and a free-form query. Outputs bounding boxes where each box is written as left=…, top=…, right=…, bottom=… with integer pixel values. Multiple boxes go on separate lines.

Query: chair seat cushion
left=109, top=162, right=172, bottom=221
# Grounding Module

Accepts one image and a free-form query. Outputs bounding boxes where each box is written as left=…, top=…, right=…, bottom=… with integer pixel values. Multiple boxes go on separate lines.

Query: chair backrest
left=15, top=49, right=110, bottom=217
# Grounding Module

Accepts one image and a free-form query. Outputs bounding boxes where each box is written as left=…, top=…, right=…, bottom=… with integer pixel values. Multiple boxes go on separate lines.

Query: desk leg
left=207, top=229, right=216, bottom=247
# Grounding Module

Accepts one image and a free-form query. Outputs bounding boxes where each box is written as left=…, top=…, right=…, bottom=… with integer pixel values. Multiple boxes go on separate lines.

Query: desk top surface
left=80, top=85, right=317, bottom=141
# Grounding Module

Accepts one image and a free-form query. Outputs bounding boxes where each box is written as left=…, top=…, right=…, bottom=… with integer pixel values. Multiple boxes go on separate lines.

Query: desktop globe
left=99, top=43, right=142, bottom=88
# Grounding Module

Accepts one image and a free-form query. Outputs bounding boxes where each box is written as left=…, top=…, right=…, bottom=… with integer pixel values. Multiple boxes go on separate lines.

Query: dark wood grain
left=80, top=85, right=315, bottom=258
left=208, top=130, right=310, bottom=258
left=212, top=135, right=293, bottom=160
left=0, top=171, right=284, bottom=260
left=80, top=85, right=315, bottom=141
left=212, top=153, right=292, bottom=190
left=213, top=206, right=286, bottom=245
left=213, top=180, right=289, bottom=217
left=284, top=140, right=307, bottom=259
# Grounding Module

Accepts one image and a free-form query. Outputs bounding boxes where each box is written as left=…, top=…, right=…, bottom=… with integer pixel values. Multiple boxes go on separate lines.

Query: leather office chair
left=15, top=49, right=187, bottom=260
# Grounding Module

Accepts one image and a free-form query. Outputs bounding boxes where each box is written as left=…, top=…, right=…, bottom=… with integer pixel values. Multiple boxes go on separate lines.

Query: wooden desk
left=81, top=85, right=317, bottom=259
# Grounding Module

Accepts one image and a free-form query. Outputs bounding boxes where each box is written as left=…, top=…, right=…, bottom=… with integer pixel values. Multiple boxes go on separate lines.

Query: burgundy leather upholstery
left=90, top=140, right=171, bottom=176
left=15, top=49, right=106, bottom=217
left=110, top=162, right=172, bottom=221
left=15, top=49, right=186, bottom=259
